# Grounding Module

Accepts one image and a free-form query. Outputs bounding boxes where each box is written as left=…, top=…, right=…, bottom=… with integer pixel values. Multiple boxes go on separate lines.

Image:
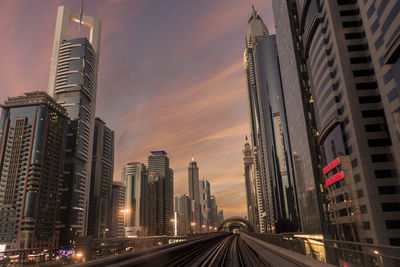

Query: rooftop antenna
left=79, top=0, right=83, bottom=31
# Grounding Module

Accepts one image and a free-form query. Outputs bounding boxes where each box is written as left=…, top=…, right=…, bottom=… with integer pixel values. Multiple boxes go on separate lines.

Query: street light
left=190, top=222, right=196, bottom=234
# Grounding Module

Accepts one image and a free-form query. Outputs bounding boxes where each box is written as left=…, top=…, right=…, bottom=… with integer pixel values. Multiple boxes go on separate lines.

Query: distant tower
left=0, top=92, right=68, bottom=250
left=121, top=162, right=148, bottom=237
left=242, top=135, right=259, bottom=231
left=111, top=181, right=126, bottom=238
left=188, top=159, right=201, bottom=233
left=199, top=178, right=211, bottom=232
left=47, top=6, right=101, bottom=243
left=148, top=151, right=173, bottom=235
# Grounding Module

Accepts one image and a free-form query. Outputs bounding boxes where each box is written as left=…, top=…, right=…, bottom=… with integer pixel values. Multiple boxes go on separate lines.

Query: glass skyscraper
left=121, top=162, right=148, bottom=237
left=148, top=151, right=173, bottom=235
left=87, top=118, right=114, bottom=238
left=271, top=0, right=326, bottom=235
left=244, top=7, right=300, bottom=233
left=47, top=6, right=101, bottom=244
left=0, top=92, right=68, bottom=250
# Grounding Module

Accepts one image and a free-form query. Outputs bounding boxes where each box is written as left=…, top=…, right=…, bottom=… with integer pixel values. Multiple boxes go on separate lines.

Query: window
left=362, top=109, right=384, bottom=118
left=389, top=238, right=400, bottom=246
left=356, top=82, right=377, bottom=90
left=354, top=174, right=361, bottom=183
left=360, top=205, right=368, bottom=214
left=363, top=221, right=371, bottom=230
left=351, top=56, right=371, bottom=64
left=339, top=208, right=348, bottom=217
left=382, top=203, right=400, bottom=212
left=371, top=154, right=393, bottom=162
left=357, top=189, right=364, bottom=198
left=338, top=0, right=357, bottom=4
left=353, top=69, right=375, bottom=77
left=351, top=158, right=358, bottom=168
left=340, top=9, right=360, bottom=16
left=343, top=20, right=363, bottom=28
left=345, top=32, right=366, bottom=39
left=348, top=44, right=368, bottom=52
left=375, top=169, right=397, bottom=178
left=368, top=139, right=391, bottom=147
left=378, top=186, right=400, bottom=195
left=365, top=124, right=386, bottom=132
left=359, top=95, right=381, bottom=104
left=336, top=194, right=345, bottom=203
left=386, top=220, right=400, bottom=229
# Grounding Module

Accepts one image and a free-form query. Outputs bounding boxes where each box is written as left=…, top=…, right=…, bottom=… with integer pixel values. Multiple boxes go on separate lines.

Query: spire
left=252, top=5, right=257, bottom=20
left=245, top=134, right=248, bottom=141
left=191, top=155, right=194, bottom=162
left=79, top=0, right=83, bottom=31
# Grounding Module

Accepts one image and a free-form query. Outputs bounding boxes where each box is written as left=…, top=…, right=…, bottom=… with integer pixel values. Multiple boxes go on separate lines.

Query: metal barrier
left=246, top=232, right=400, bottom=267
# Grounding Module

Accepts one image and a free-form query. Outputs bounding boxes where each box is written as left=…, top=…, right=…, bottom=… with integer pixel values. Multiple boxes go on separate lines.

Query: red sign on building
left=323, top=157, right=341, bottom=174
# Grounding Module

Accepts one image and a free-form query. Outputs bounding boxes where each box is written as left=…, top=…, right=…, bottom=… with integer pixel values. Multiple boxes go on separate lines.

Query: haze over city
left=0, top=0, right=273, bottom=217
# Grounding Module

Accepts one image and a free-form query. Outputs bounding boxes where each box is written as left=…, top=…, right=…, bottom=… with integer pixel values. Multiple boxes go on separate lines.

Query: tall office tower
left=271, top=0, right=326, bottom=235
left=188, top=159, right=201, bottom=232
left=199, top=178, right=211, bottom=232
left=209, top=196, right=218, bottom=229
left=242, top=136, right=259, bottom=231
left=121, top=162, right=148, bottom=237
left=0, top=92, right=68, bottom=250
left=47, top=6, right=101, bottom=243
left=218, top=210, right=225, bottom=226
left=244, top=7, right=300, bottom=233
left=147, top=174, right=163, bottom=235
left=174, top=194, right=191, bottom=234
left=87, top=118, right=114, bottom=238
left=298, top=0, right=400, bottom=246
left=148, top=151, right=173, bottom=235
left=111, top=182, right=125, bottom=238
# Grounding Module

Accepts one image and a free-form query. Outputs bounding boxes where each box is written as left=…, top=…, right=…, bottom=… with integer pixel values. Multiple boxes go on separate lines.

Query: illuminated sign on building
left=325, top=171, right=344, bottom=186
left=323, top=157, right=341, bottom=174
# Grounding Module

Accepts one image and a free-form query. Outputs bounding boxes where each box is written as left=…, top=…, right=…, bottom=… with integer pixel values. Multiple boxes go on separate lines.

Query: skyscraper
left=174, top=194, right=191, bottom=235
left=297, top=0, right=400, bottom=246
left=148, top=151, right=173, bottom=235
left=199, top=178, right=211, bottom=232
left=121, top=162, right=148, bottom=237
left=270, top=0, right=326, bottom=235
left=111, top=181, right=125, bottom=238
left=47, top=6, right=101, bottom=243
left=243, top=136, right=259, bottom=231
left=0, top=92, right=68, bottom=250
left=188, top=159, right=201, bottom=233
left=244, top=6, right=300, bottom=232
left=87, top=118, right=114, bottom=238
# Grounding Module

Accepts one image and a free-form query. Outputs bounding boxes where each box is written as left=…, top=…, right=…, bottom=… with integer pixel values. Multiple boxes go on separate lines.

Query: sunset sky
left=0, top=0, right=275, bottom=218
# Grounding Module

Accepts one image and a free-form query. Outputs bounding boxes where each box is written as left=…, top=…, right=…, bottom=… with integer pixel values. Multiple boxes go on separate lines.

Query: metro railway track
left=73, top=233, right=306, bottom=266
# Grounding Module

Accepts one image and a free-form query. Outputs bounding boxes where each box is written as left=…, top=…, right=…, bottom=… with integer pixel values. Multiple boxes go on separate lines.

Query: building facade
left=297, top=0, right=400, bottom=246
left=111, top=181, right=125, bottom=238
left=0, top=92, right=68, bottom=250
left=271, top=0, right=326, bottom=235
left=87, top=118, right=114, bottom=238
left=121, top=162, right=148, bottom=237
left=47, top=6, right=101, bottom=244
